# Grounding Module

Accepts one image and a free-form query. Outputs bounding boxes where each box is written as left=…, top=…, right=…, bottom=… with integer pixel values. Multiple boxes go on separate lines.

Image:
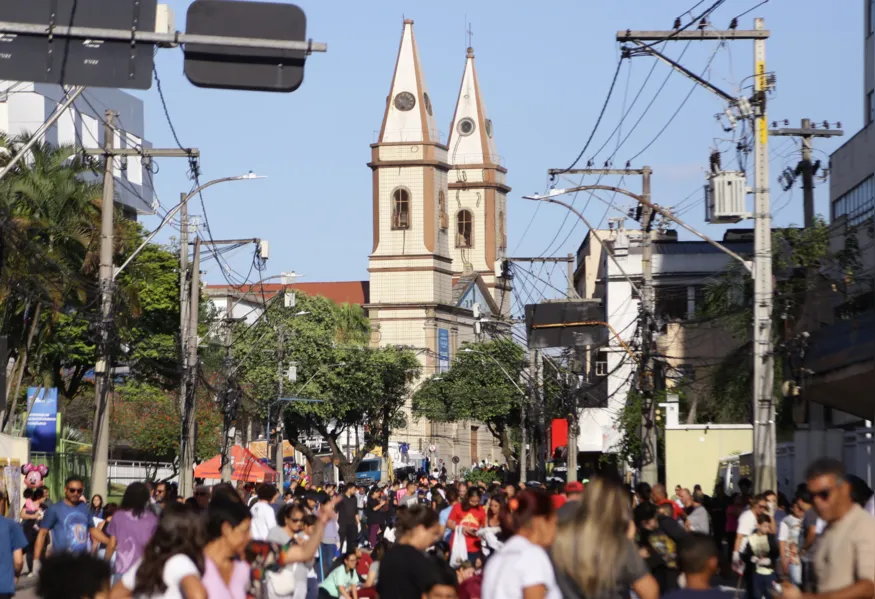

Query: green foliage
left=233, top=293, right=420, bottom=476
left=462, top=468, right=503, bottom=485
left=112, top=379, right=222, bottom=461
left=693, top=218, right=833, bottom=425
left=615, top=388, right=668, bottom=469
left=412, top=339, right=526, bottom=466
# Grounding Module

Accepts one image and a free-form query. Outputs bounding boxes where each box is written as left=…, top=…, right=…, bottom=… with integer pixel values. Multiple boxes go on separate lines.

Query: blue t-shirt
left=0, top=516, right=28, bottom=593
left=40, top=501, right=92, bottom=553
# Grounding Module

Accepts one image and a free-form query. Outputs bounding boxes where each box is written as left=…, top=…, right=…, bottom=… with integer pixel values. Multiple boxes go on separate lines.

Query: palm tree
left=333, top=302, right=371, bottom=345
left=0, top=134, right=103, bottom=430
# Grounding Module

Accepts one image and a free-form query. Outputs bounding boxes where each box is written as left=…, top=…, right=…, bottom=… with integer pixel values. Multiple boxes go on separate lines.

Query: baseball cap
left=565, top=481, right=584, bottom=493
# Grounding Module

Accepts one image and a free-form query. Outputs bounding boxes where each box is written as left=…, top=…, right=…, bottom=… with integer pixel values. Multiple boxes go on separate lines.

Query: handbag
left=450, top=526, right=469, bottom=568
left=266, top=564, right=298, bottom=596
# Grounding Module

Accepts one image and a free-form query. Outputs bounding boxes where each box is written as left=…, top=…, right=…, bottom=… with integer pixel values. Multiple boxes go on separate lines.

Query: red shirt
left=357, top=552, right=373, bottom=578
left=459, top=574, right=483, bottom=599
left=551, top=495, right=568, bottom=510
left=448, top=504, right=486, bottom=554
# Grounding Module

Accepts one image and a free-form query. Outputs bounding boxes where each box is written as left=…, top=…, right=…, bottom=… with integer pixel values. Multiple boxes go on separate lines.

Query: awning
left=194, top=445, right=277, bottom=483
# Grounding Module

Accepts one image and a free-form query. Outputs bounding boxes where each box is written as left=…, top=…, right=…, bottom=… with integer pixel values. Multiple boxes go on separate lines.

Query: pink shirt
left=201, top=557, right=250, bottom=599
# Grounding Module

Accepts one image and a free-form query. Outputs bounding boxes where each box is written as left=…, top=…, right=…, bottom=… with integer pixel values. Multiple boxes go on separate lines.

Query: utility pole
left=85, top=119, right=199, bottom=498
left=276, top=326, right=286, bottom=491
left=565, top=252, right=580, bottom=482
left=769, top=118, right=843, bottom=228
left=639, top=167, right=658, bottom=485
left=91, top=110, right=117, bottom=500
left=178, top=194, right=192, bottom=498
left=180, top=238, right=200, bottom=497
left=220, top=317, right=236, bottom=483
left=769, top=119, right=843, bottom=431
left=616, top=21, right=776, bottom=492
left=751, top=18, right=776, bottom=493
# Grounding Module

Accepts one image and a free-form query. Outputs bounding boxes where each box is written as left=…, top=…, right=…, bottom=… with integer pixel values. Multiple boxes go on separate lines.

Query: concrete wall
left=664, top=426, right=753, bottom=492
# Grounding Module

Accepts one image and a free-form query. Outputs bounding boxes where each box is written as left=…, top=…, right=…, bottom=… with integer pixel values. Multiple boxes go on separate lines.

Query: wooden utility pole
left=85, top=119, right=198, bottom=499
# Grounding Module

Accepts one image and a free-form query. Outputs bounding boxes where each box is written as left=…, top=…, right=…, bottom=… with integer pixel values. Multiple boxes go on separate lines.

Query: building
left=211, top=21, right=512, bottom=470
left=366, top=20, right=509, bottom=467
left=801, top=0, right=875, bottom=423
left=0, top=82, right=154, bottom=218
left=573, top=224, right=752, bottom=458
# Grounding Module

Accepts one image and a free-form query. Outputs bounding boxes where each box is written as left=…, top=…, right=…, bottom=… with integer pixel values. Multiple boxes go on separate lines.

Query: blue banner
left=438, top=329, right=450, bottom=373
left=26, top=387, right=58, bottom=453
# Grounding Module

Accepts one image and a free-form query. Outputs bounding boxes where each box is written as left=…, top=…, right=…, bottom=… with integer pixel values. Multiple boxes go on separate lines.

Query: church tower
left=447, top=47, right=511, bottom=313
left=367, top=19, right=453, bottom=309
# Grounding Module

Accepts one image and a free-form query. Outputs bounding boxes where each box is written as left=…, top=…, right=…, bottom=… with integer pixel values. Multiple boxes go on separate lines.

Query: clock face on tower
left=394, top=91, right=416, bottom=111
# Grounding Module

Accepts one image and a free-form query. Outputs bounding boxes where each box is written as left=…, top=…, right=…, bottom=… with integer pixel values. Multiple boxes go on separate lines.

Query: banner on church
left=438, top=329, right=450, bottom=373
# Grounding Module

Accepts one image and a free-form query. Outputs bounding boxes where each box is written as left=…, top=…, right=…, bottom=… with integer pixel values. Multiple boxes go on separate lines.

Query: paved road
left=15, top=574, right=37, bottom=599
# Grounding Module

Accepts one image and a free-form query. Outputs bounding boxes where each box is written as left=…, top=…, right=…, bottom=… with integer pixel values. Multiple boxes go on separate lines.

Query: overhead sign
left=184, top=0, right=308, bottom=92
left=0, top=0, right=157, bottom=89
left=25, top=387, right=59, bottom=453
left=438, top=329, right=450, bottom=373
left=525, top=301, right=607, bottom=349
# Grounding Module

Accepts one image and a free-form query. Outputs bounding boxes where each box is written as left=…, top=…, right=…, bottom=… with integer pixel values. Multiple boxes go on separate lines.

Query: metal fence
left=30, top=452, right=92, bottom=501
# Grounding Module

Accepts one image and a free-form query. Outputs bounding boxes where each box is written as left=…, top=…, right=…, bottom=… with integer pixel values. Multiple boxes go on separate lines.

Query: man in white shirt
left=734, top=494, right=769, bottom=567
left=250, top=484, right=279, bottom=541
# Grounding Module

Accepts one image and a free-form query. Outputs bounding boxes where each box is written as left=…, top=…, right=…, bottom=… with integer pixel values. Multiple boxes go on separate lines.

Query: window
left=439, top=191, right=448, bottom=230
left=594, top=350, right=608, bottom=377
left=456, top=209, right=473, bottom=248
left=392, top=188, right=410, bottom=229
left=833, top=175, right=875, bottom=225
left=655, top=285, right=690, bottom=321
left=868, top=90, right=875, bottom=125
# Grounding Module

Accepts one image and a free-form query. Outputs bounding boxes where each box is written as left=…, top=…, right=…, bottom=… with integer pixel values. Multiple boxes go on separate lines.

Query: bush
left=462, top=468, right=503, bottom=486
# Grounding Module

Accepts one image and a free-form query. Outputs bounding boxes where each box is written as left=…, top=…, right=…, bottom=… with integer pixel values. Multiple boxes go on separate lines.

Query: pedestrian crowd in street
left=0, top=456, right=872, bottom=599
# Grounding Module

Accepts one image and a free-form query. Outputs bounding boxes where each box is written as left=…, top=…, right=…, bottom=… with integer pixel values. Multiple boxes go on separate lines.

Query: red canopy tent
left=194, top=445, right=277, bottom=483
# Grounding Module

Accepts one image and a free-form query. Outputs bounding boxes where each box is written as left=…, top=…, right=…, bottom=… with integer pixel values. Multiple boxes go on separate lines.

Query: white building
left=573, top=225, right=753, bottom=457
left=0, top=82, right=154, bottom=218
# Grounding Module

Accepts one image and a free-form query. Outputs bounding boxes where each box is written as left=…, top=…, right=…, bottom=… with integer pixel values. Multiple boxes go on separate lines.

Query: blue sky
left=138, top=0, right=862, bottom=292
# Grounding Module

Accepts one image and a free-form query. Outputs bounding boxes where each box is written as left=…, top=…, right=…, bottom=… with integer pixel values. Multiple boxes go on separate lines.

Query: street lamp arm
left=527, top=187, right=752, bottom=273
left=113, top=174, right=264, bottom=280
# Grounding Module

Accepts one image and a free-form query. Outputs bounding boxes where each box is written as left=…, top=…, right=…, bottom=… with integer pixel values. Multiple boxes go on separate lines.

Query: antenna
left=467, top=22, right=474, bottom=49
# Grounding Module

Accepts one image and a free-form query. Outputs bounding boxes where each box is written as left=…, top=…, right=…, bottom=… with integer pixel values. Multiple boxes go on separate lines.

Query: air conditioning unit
left=705, top=171, right=749, bottom=224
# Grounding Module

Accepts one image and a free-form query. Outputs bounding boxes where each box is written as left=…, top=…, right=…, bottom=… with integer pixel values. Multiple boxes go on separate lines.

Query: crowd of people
left=0, top=456, right=872, bottom=599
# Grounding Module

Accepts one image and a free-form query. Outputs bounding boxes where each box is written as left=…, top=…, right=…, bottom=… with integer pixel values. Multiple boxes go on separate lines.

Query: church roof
left=378, top=19, right=439, bottom=144
left=205, top=281, right=370, bottom=306
left=447, top=47, right=499, bottom=166
left=451, top=273, right=479, bottom=305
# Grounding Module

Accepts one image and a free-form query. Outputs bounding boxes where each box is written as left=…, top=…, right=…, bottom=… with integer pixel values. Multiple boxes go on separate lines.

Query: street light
left=462, top=347, right=529, bottom=482
left=115, top=172, right=267, bottom=278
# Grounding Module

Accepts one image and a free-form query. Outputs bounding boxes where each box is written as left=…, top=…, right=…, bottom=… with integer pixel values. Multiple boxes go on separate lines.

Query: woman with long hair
left=479, top=494, right=505, bottom=558
left=106, top=482, right=159, bottom=580
left=111, top=502, right=207, bottom=599
left=201, top=499, right=253, bottom=598
left=89, top=494, right=104, bottom=521
left=552, top=477, right=659, bottom=599
left=376, top=505, right=444, bottom=599
left=481, top=489, right=559, bottom=599
left=318, top=550, right=359, bottom=599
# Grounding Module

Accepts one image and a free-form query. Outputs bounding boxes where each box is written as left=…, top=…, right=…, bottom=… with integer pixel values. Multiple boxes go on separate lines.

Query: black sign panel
left=525, top=301, right=607, bottom=349
left=184, top=1, right=307, bottom=93
left=0, top=0, right=156, bottom=89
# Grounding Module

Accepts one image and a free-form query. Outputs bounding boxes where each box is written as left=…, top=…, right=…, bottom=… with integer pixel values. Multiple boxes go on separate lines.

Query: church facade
left=365, top=19, right=511, bottom=470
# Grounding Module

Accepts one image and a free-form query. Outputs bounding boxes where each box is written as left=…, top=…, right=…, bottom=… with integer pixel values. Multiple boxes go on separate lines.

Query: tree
left=685, top=218, right=833, bottom=425
left=233, top=293, right=420, bottom=485
left=111, top=379, right=222, bottom=463
left=412, top=339, right=527, bottom=469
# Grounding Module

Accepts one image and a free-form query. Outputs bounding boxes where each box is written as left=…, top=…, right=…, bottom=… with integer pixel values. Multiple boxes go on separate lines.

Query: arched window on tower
left=439, top=191, right=448, bottom=230
left=392, top=188, right=410, bottom=229
left=456, top=209, right=473, bottom=248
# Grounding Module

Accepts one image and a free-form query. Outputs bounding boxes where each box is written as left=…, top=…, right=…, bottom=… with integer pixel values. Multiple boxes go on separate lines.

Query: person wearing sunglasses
left=782, top=458, right=875, bottom=599
left=33, top=476, right=111, bottom=571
